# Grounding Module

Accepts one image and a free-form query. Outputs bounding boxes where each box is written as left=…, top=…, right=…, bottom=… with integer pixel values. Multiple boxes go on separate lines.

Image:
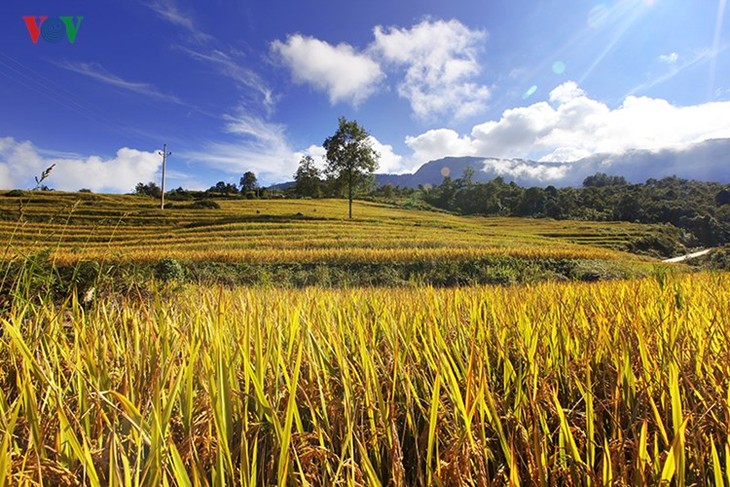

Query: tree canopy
left=421, top=172, right=730, bottom=251
left=240, top=171, right=258, bottom=194
left=134, top=182, right=161, bottom=198
left=323, top=117, right=379, bottom=218
left=208, top=181, right=239, bottom=194
left=294, top=155, right=323, bottom=198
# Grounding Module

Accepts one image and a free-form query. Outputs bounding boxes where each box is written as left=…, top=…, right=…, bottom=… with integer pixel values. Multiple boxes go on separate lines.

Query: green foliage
left=323, top=116, right=379, bottom=218
left=239, top=171, right=258, bottom=193
left=293, top=155, right=323, bottom=198
left=713, top=246, right=730, bottom=269
left=68, top=260, right=100, bottom=289
left=422, top=175, right=730, bottom=249
left=188, top=199, right=221, bottom=209
left=207, top=181, right=239, bottom=195
left=583, top=172, right=628, bottom=187
left=155, top=257, right=185, bottom=282
left=134, top=181, right=162, bottom=198
left=167, top=187, right=196, bottom=201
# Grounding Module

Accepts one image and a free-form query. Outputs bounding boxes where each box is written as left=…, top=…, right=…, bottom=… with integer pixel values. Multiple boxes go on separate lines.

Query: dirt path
left=662, top=248, right=713, bottom=263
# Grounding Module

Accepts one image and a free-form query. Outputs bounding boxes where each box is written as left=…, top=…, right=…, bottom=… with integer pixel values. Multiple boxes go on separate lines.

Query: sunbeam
left=709, top=0, right=727, bottom=98
left=578, top=0, right=651, bottom=84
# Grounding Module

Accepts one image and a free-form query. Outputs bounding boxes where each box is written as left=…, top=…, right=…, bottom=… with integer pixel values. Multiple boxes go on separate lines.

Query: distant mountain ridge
left=375, top=138, right=730, bottom=188
left=270, top=138, right=730, bottom=189
left=374, top=156, right=511, bottom=188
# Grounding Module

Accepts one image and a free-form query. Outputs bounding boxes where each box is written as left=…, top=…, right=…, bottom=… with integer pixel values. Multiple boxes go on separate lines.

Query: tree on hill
left=134, top=182, right=162, bottom=198
left=294, top=155, right=323, bottom=198
left=208, top=181, right=239, bottom=195
left=240, top=171, right=258, bottom=194
left=583, top=172, right=628, bottom=188
left=323, top=117, right=379, bottom=218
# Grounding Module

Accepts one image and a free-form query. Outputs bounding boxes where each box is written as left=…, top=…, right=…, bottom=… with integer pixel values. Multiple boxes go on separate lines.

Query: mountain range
left=376, top=138, right=730, bottom=188
left=271, top=138, right=730, bottom=189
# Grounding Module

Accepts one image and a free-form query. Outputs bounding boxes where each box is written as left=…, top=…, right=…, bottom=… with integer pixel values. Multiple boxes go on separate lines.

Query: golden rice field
left=0, top=191, right=662, bottom=265
left=1, top=191, right=724, bottom=485
left=1, top=272, right=729, bottom=485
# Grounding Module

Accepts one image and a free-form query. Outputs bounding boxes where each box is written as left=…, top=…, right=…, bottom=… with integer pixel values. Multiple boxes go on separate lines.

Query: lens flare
left=588, top=4, right=609, bottom=28
left=552, top=61, right=566, bottom=75
left=522, top=85, right=538, bottom=99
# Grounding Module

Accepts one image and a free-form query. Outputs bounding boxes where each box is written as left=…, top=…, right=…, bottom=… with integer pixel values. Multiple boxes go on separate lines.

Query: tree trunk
left=348, top=168, right=353, bottom=219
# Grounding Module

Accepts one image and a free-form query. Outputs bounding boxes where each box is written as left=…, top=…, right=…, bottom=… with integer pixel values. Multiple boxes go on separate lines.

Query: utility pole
left=158, top=144, right=171, bottom=210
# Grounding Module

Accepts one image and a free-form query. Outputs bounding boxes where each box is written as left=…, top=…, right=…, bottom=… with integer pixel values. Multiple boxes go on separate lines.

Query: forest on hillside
left=132, top=167, right=730, bottom=253
left=417, top=171, right=730, bottom=249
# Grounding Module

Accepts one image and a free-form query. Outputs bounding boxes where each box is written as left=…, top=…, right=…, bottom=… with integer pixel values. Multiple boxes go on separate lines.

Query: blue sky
left=0, top=0, right=729, bottom=191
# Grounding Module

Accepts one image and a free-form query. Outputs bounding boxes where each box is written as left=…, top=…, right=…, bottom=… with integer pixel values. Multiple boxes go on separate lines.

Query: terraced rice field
left=3, top=190, right=725, bottom=485
left=0, top=191, right=661, bottom=265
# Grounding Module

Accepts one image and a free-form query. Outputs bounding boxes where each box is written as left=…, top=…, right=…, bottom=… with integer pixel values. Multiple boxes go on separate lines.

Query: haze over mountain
left=373, top=138, right=730, bottom=188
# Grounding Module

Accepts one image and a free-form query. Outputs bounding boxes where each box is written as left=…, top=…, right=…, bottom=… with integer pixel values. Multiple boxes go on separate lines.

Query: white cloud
left=271, top=19, right=489, bottom=119
left=146, top=1, right=275, bottom=113
left=56, top=61, right=184, bottom=105
left=271, top=34, right=384, bottom=106
left=538, top=147, right=591, bottom=163
left=181, top=108, right=346, bottom=185
left=552, top=139, right=730, bottom=185
left=185, top=141, right=295, bottom=186
left=287, top=138, right=406, bottom=176
left=0, top=137, right=161, bottom=192
left=404, top=81, right=730, bottom=166
left=3, top=112, right=395, bottom=191
left=180, top=47, right=275, bottom=111
left=147, top=0, right=212, bottom=43
left=188, top=106, right=410, bottom=182
left=405, top=128, right=476, bottom=165
left=296, top=145, right=326, bottom=163
left=367, top=137, right=406, bottom=174
left=372, top=19, right=490, bottom=120
left=659, top=52, right=679, bottom=64
left=471, top=102, right=561, bottom=157
left=223, top=112, right=288, bottom=147
left=184, top=112, right=297, bottom=184
left=548, top=81, right=585, bottom=104
left=0, top=164, right=11, bottom=189
left=483, top=158, right=570, bottom=182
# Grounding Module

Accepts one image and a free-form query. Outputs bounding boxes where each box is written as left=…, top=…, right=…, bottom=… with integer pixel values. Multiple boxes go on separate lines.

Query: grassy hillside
left=2, top=191, right=677, bottom=260
left=1, top=191, right=683, bottom=289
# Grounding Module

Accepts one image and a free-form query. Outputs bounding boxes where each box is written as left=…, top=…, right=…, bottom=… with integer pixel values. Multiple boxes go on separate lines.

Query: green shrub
left=189, top=199, right=221, bottom=209
left=706, top=245, right=730, bottom=270
left=155, top=258, right=185, bottom=282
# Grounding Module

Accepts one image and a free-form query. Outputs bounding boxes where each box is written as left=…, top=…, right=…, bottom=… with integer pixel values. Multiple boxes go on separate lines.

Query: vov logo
left=22, top=16, right=83, bottom=44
